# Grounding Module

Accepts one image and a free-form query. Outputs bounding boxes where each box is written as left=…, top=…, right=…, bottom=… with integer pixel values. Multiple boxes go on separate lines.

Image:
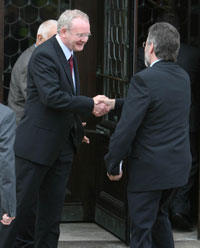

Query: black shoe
left=171, top=213, right=193, bottom=231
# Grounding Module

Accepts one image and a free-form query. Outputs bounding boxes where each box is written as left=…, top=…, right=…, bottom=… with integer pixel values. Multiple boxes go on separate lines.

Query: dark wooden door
left=63, top=2, right=135, bottom=244
left=93, top=0, right=137, bottom=243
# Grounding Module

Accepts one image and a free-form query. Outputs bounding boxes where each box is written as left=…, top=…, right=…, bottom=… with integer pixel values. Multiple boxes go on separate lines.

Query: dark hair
left=147, top=22, right=180, bottom=62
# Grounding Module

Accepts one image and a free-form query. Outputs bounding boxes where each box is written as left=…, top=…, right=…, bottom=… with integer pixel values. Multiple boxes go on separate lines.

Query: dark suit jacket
left=0, top=104, right=16, bottom=217
left=105, top=61, right=192, bottom=192
left=14, top=36, right=94, bottom=166
left=137, top=43, right=200, bottom=132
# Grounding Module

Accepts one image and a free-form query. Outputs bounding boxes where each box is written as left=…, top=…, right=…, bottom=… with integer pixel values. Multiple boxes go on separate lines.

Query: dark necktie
left=68, top=55, right=76, bottom=93
left=69, top=55, right=73, bottom=75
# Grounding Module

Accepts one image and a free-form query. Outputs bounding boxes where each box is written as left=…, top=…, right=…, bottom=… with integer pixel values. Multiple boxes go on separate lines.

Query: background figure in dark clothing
left=156, top=13, right=200, bottom=231
left=137, top=12, right=200, bottom=230
left=169, top=41, right=200, bottom=230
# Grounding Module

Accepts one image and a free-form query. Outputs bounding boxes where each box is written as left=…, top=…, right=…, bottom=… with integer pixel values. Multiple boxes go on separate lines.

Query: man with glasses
left=0, top=9, right=112, bottom=248
left=105, top=22, right=191, bottom=248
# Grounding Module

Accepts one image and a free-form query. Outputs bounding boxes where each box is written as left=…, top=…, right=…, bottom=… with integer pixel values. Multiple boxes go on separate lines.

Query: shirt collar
left=56, top=34, right=73, bottom=60
left=150, top=59, right=161, bottom=67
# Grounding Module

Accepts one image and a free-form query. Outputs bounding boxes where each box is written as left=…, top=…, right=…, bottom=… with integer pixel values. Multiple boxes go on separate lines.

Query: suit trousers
left=0, top=139, right=74, bottom=248
left=169, top=132, right=199, bottom=218
left=127, top=189, right=176, bottom=248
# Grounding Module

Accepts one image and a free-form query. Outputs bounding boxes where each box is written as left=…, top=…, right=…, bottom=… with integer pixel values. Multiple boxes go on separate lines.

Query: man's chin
left=75, top=45, right=85, bottom=51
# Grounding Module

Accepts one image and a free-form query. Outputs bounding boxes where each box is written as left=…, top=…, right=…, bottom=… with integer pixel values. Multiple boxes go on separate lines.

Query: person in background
left=0, top=104, right=16, bottom=226
left=8, top=19, right=58, bottom=125
left=157, top=13, right=200, bottom=231
left=105, top=22, right=191, bottom=248
left=0, top=9, right=113, bottom=248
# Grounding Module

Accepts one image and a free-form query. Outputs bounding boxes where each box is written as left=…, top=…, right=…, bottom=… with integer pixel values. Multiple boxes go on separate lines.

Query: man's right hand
left=92, top=95, right=116, bottom=117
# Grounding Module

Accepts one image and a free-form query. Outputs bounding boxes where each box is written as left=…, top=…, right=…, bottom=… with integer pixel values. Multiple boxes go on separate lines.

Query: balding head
left=36, top=20, right=57, bottom=46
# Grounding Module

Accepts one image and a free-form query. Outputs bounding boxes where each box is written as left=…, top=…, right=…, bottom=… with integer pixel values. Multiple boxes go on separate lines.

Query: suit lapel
left=52, top=37, right=75, bottom=94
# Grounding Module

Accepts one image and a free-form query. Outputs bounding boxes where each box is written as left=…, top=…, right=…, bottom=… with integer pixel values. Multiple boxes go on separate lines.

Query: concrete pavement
left=58, top=223, right=200, bottom=248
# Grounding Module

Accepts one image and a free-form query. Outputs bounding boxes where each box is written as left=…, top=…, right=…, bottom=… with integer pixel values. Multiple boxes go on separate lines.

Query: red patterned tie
left=69, top=55, right=73, bottom=75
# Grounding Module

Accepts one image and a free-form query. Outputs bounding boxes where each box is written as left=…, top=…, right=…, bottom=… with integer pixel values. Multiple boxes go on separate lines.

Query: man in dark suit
left=8, top=19, right=57, bottom=125
left=105, top=22, right=191, bottom=248
left=7, top=20, right=58, bottom=248
left=0, top=104, right=16, bottom=226
left=137, top=12, right=200, bottom=230
left=0, top=9, right=110, bottom=248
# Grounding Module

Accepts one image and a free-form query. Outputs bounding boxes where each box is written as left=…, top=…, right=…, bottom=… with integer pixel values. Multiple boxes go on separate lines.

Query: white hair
left=57, top=9, right=89, bottom=33
left=37, top=20, right=57, bottom=39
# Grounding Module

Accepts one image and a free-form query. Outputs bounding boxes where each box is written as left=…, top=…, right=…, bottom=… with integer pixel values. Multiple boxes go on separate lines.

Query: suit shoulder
left=135, top=67, right=153, bottom=80
left=34, top=36, right=55, bottom=53
left=15, top=45, right=35, bottom=63
left=12, top=45, right=35, bottom=71
left=30, top=37, right=57, bottom=62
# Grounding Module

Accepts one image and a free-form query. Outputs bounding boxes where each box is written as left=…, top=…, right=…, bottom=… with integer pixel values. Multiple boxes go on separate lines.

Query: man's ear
left=36, top=34, right=43, bottom=45
left=60, top=28, right=67, bottom=38
left=149, top=43, right=154, bottom=54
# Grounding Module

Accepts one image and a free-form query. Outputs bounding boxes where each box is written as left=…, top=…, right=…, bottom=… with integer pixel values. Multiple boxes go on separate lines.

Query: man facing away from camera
left=0, top=9, right=113, bottom=248
left=105, top=22, right=191, bottom=248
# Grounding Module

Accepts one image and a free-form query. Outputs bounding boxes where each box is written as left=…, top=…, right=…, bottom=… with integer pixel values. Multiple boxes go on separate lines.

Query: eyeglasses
left=75, top=33, right=92, bottom=38
left=67, top=29, right=91, bottom=39
left=142, top=42, right=146, bottom=48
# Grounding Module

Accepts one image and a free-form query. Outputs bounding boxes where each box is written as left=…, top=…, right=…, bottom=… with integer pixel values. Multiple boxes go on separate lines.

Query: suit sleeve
left=12, top=60, right=27, bottom=99
left=113, top=98, right=125, bottom=113
left=104, top=75, right=151, bottom=174
left=0, top=110, right=16, bottom=217
left=28, top=51, right=94, bottom=115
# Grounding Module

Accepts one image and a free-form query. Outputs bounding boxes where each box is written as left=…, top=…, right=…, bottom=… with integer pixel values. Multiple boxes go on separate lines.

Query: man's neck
left=150, top=59, right=161, bottom=67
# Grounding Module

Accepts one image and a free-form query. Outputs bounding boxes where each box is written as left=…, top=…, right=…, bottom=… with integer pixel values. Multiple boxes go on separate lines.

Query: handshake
left=92, top=95, right=115, bottom=117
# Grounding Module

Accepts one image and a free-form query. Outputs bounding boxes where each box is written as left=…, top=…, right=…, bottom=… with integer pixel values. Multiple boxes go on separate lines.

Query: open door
left=94, top=0, right=138, bottom=243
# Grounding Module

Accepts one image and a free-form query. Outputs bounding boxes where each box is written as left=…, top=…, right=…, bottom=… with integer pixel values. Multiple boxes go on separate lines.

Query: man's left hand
left=82, top=122, right=90, bottom=144
left=1, top=213, right=15, bottom=225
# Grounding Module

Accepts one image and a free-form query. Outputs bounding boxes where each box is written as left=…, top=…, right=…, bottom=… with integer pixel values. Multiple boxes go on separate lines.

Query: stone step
left=58, top=241, right=126, bottom=248
left=175, top=240, right=200, bottom=248
left=57, top=240, right=200, bottom=248
left=58, top=223, right=200, bottom=248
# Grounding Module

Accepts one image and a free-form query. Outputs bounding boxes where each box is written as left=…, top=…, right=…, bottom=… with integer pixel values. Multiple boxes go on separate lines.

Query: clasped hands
left=92, top=95, right=115, bottom=117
